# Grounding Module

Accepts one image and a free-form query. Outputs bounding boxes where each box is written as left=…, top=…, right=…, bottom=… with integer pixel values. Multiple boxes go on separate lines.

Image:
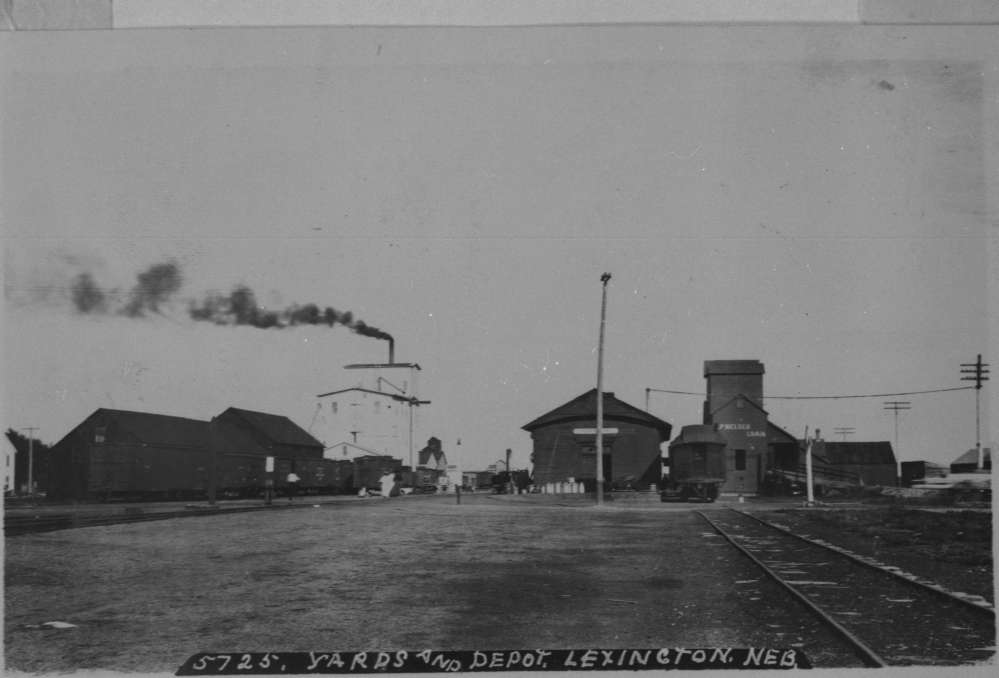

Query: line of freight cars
left=50, top=445, right=424, bottom=502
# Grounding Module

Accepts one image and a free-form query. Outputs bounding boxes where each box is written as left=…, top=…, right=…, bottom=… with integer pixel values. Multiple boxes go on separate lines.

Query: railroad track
left=697, top=508, right=995, bottom=667
left=3, top=504, right=277, bottom=537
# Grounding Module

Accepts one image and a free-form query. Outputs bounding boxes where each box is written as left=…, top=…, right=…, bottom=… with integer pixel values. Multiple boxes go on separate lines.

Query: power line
left=646, top=386, right=974, bottom=400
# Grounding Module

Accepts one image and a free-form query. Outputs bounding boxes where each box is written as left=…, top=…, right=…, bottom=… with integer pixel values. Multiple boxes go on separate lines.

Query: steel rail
left=730, top=508, right=995, bottom=616
left=695, top=510, right=888, bottom=669
left=4, top=504, right=283, bottom=536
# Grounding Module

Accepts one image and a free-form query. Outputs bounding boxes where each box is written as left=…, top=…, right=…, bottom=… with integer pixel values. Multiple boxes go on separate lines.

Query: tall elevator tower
left=703, top=360, right=768, bottom=494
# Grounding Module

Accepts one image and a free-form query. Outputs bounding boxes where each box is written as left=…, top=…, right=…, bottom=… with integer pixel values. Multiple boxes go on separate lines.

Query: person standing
left=286, top=471, right=301, bottom=502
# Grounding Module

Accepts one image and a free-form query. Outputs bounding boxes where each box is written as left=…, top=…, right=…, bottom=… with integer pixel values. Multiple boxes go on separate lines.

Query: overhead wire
left=647, top=386, right=976, bottom=400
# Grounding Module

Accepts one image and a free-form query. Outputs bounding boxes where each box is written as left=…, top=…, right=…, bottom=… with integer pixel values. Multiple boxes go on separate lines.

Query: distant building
left=701, top=360, right=770, bottom=494
left=324, top=440, right=384, bottom=462
left=950, top=447, right=992, bottom=473
left=687, top=360, right=897, bottom=494
left=417, top=437, right=448, bottom=471
left=810, top=439, right=898, bottom=487
left=901, top=460, right=948, bottom=487
left=524, top=389, right=672, bottom=491
left=3, top=438, right=15, bottom=494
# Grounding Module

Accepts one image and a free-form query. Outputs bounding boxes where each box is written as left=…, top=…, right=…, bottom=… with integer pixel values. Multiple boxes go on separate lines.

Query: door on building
left=580, top=443, right=613, bottom=489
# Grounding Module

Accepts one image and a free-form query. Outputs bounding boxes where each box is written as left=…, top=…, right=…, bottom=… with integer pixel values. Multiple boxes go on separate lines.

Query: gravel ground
left=5, top=494, right=866, bottom=674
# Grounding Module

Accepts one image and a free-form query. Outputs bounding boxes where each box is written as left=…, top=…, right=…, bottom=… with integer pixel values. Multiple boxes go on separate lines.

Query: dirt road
left=2, top=495, right=880, bottom=672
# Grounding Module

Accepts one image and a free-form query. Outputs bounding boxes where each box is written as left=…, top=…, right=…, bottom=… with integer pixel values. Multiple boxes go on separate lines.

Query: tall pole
left=208, top=417, right=218, bottom=506
left=23, top=427, right=38, bottom=496
left=595, top=272, right=611, bottom=506
left=961, top=354, right=990, bottom=470
left=883, top=401, right=911, bottom=486
left=804, top=426, right=814, bottom=506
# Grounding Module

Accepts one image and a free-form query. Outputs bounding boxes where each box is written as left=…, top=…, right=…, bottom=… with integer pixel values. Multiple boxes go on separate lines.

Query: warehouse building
left=48, top=409, right=210, bottom=500
left=48, top=406, right=323, bottom=500
left=524, top=389, right=672, bottom=491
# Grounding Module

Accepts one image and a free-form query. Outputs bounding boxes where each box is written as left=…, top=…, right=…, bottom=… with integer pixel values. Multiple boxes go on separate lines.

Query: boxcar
left=353, top=455, right=403, bottom=491
left=661, top=425, right=727, bottom=502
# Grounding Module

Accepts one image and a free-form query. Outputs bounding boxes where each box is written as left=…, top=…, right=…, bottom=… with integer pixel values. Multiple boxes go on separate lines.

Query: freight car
left=352, top=455, right=403, bottom=493
left=53, top=448, right=357, bottom=502
left=661, top=425, right=727, bottom=502
left=401, top=467, right=442, bottom=493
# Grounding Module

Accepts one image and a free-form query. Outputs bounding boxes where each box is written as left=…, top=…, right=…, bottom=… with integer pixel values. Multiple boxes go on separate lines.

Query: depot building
left=522, top=389, right=672, bottom=491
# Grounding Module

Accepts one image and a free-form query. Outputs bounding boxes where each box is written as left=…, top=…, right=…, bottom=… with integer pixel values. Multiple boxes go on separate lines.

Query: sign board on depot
left=572, top=428, right=619, bottom=435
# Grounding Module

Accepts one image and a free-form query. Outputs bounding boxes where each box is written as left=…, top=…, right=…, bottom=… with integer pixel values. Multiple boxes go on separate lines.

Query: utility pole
left=595, top=272, right=611, bottom=506
left=883, top=401, right=911, bottom=485
left=961, top=354, right=990, bottom=470
left=804, top=426, right=815, bottom=506
left=22, top=427, right=38, bottom=496
left=834, top=427, right=855, bottom=441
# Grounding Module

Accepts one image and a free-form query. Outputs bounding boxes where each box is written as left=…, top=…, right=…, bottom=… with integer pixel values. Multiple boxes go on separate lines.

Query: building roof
left=325, top=441, right=383, bottom=458
left=708, top=393, right=768, bottom=419
left=766, top=420, right=799, bottom=445
left=219, top=407, right=324, bottom=449
left=815, top=441, right=896, bottom=466
left=522, top=389, right=672, bottom=439
left=704, top=360, right=765, bottom=377
left=950, top=447, right=991, bottom=468
left=668, top=425, right=727, bottom=448
left=55, top=408, right=209, bottom=450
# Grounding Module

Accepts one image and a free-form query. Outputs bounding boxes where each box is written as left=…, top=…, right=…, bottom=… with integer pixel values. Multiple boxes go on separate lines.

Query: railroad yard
left=3, top=494, right=995, bottom=674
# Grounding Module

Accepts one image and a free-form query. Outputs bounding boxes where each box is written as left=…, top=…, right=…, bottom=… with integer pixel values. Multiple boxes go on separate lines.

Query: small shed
left=950, top=447, right=991, bottom=473
left=812, top=440, right=898, bottom=487
left=523, top=389, right=672, bottom=491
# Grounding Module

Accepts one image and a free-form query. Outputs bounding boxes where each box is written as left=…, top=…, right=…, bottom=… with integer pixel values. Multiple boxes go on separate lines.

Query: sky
left=2, top=25, right=996, bottom=472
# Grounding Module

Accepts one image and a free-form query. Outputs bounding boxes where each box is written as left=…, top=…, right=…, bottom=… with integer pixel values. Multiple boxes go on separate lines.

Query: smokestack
left=388, top=337, right=395, bottom=364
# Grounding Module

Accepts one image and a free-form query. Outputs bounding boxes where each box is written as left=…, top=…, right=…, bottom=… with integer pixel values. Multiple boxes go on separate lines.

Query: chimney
left=388, top=337, right=394, bottom=364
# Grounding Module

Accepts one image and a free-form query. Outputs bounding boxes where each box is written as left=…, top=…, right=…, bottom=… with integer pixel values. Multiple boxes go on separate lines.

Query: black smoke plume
left=64, top=260, right=394, bottom=352
left=123, top=262, right=182, bottom=317
left=187, top=284, right=393, bottom=345
left=71, top=272, right=107, bottom=313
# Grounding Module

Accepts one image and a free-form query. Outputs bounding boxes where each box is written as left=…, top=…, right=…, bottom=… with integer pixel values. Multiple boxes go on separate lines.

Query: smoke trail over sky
left=123, top=262, right=182, bottom=317
left=67, top=260, right=393, bottom=347
left=71, top=261, right=182, bottom=317
left=187, top=284, right=394, bottom=343
left=70, top=272, right=107, bottom=313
